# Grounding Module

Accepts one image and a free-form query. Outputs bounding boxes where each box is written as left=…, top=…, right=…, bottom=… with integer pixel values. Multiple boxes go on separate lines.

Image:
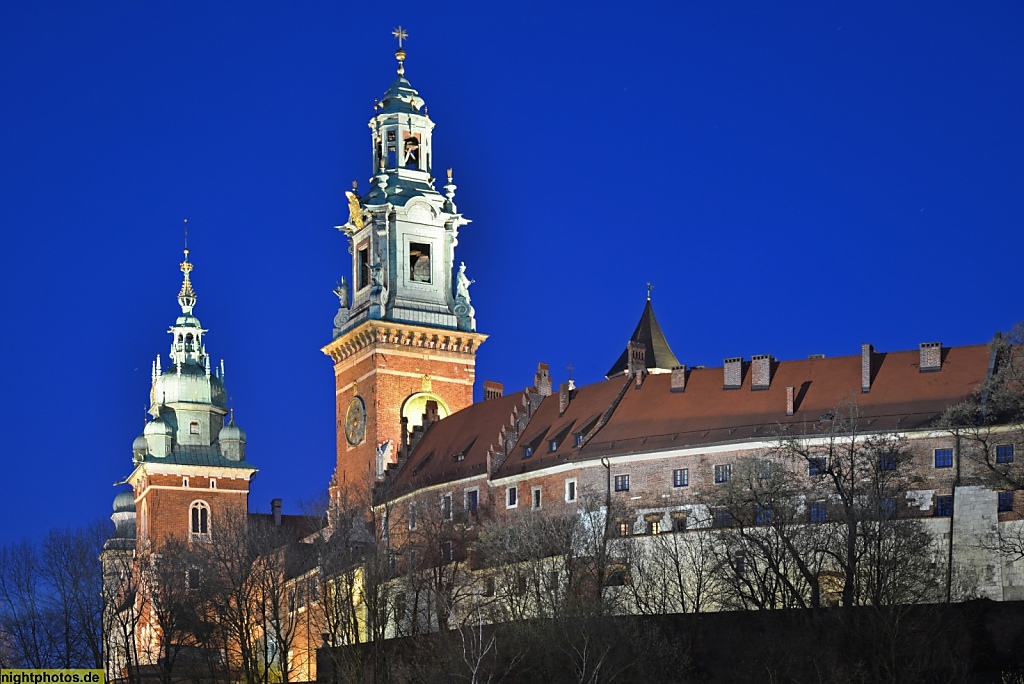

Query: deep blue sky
left=1, top=2, right=1021, bottom=545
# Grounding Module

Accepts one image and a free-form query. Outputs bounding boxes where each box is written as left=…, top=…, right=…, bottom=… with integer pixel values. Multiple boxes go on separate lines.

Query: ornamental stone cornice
left=322, top=320, right=487, bottom=364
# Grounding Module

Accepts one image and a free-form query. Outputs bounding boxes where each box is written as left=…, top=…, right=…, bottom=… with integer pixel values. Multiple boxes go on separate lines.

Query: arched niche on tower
left=401, top=392, right=450, bottom=433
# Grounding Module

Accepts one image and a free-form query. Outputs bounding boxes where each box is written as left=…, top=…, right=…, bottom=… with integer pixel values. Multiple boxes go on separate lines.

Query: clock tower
left=323, top=35, right=486, bottom=490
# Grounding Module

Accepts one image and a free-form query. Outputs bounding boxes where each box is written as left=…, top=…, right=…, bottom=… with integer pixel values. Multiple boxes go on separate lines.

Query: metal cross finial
left=392, top=26, right=408, bottom=48
left=566, top=363, right=576, bottom=380
left=180, top=219, right=194, bottom=276
left=646, top=282, right=654, bottom=300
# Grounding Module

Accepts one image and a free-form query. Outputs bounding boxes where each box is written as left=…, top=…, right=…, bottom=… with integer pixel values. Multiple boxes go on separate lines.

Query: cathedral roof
left=605, top=299, right=681, bottom=378
left=137, top=444, right=256, bottom=470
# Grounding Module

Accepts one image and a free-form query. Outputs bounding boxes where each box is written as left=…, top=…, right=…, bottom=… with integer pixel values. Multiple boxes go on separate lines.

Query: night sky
left=1, top=2, right=1020, bottom=546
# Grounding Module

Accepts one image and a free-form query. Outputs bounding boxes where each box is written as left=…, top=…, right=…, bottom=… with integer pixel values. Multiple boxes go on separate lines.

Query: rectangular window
left=575, top=434, right=584, bottom=447
left=408, top=502, right=418, bottom=530
left=465, top=489, right=479, bottom=512
left=442, top=541, right=454, bottom=563
left=506, top=486, right=518, bottom=509
left=712, top=507, right=731, bottom=528
left=565, top=479, right=577, bottom=502
left=209, top=478, right=216, bottom=489
left=182, top=477, right=189, bottom=488
left=524, top=446, right=533, bottom=458
left=755, top=505, right=772, bottom=526
left=614, top=474, right=630, bottom=492
left=532, top=486, right=542, bottom=510
left=409, top=242, right=431, bottom=283
left=997, top=445, right=1015, bottom=464
left=935, top=448, right=953, bottom=468
left=672, top=515, right=688, bottom=532
left=878, top=453, right=898, bottom=472
left=549, top=439, right=558, bottom=452
left=617, top=521, right=631, bottom=537
left=673, top=468, right=689, bottom=487
left=999, top=491, right=1014, bottom=513
left=808, top=458, right=826, bottom=476
left=357, top=245, right=370, bottom=290
left=714, top=464, right=731, bottom=484
left=755, top=460, right=772, bottom=480
left=809, top=501, right=827, bottom=523
left=483, top=577, right=495, bottom=597
left=646, top=519, right=661, bottom=535
left=189, top=421, right=200, bottom=435
left=935, top=495, right=953, bottom=517
left=441, top=493, right=453, bottom=521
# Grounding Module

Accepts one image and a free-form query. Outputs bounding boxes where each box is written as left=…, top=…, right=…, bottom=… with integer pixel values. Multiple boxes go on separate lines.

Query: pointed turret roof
left=605, top=298, right=681, bottom=378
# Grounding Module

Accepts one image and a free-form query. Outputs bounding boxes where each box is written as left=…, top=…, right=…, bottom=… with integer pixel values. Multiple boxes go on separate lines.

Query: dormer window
left=453, top=453, right=465, bottom=462
left=524, top=446, right=533, bottom=458
left=549, top=440, right=558, bottom=452
left=575, top=434, right=584, bottom=447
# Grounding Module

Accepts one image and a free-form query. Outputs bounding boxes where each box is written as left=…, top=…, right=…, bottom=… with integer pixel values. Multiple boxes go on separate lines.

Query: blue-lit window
left=809, top=501, right=827, bottom=523
left=755, top=505, right=772, bottom=526
left=997, top=445, right=1015, bottom=464
left=881, top=498, right=898, bottom=519
left=713, top=507, right=731, bottom=528
left=524, top=446, right=533, bottom=458
left=808, top=458, right=826, bottom=476
left=614, top=475, right=630, bottom=492
left=935, top=495, right=953, bottom=517
left=673, top=468, right=689, bottom=487
left=999, top=491, right=1014, bottom=513
left=878, top=454, right=898, bottom=472
left=934, top=449, right=953, bottom=468
left=714, top=464, right=732, bottom=484
left=575, top=434, right=584, bottom=447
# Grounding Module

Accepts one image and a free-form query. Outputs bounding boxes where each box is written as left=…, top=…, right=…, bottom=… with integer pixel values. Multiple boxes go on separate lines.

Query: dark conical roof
left=605, top=299, right=681, bottom=378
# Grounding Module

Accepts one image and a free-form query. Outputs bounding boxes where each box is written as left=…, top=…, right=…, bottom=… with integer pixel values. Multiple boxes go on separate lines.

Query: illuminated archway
left=401, top=392, right=450, bottom=433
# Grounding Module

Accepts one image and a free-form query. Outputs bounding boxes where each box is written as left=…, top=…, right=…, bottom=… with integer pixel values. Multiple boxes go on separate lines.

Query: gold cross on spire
left=392, top=26, right=408, bottom=48
left=180, top=219, right=193, bottom=275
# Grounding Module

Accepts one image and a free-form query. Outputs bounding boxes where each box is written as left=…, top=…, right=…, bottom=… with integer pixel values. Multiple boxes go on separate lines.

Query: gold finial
left=446, top=167, right=453, bottom=182
left=180, top=219, right=194, bottom=277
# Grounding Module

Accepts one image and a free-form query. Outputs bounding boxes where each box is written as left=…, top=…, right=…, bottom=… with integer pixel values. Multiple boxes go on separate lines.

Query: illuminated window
left=934, top=449, right=953, bottom=468
left=809, top=501, right=827, bottom=523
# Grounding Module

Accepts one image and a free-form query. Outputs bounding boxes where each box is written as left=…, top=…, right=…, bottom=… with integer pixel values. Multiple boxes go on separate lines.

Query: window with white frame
left=408, top=502, right=418, bottom=530
left=565, top=478, right=578, bottom=503
left=714, top=464, right=731, bottom=483
left=465, top=488, right=479, bottom=513
left=209, top=478, right=216, bottom=489
left=506, top=486, right=518, bottom=508
left=182, top=476, right=189, bottom=488
left=190, top=501, right=211, bottom=541
left=441, top=493, right=453, bottom=521
left=532, top=486, right=542, bottom=510
left=672, top=468, right=689, bottom=487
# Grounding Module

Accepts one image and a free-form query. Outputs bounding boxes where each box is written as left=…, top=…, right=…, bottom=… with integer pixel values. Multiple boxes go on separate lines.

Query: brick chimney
left=786, top=386, right=795, bottom=416
left=861, top=344, right=874, bottom=393
left=670, top=365, right=687, bottom=392
left=920, top=342, right=942, bottom=372
left=751, top=354, right=772, bottom=390
left=484, top=380, right=504, bottom=401
left=534, top=363, right=552, bottom=396
left=423, top=400, right=440, bottom=426
left=271, top=498, right=282, bottom=527
left=559, top=381, right=571, bottom=415
left=724, top=357, right=743, bottom=389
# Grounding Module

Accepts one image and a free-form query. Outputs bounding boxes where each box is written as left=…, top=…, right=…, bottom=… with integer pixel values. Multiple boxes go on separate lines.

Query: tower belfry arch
left=324, top=33, right=487, bottom=489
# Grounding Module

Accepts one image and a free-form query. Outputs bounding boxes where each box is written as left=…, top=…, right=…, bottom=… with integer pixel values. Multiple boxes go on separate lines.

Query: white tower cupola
left=332, top=29, right=477, bottom=337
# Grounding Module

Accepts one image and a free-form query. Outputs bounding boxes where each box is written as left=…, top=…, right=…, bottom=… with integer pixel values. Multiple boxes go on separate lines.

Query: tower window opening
left=190, top=421, right=200, bottom=435
left=190, top=501, right=211, bottom=542
left=387, top=130, right=396, bottom=142
left=387, top=146, right=396, bottom=168
left=409, top=242, right=431, bottom=283
left=403, top=136, right=419, bottom=169
left=185, top=333, right=194, bottom=351
left=357, top=246, right=370, bottom=290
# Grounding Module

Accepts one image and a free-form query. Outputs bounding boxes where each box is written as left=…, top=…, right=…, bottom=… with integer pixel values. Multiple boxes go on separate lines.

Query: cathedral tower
left=123, top=248, right=256, bottom=549
left=323, top=36, right=486, bottom=489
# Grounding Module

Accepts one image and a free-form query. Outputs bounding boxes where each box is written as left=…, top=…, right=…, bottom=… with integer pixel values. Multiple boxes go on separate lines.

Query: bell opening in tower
left=357, top=245, right=370, bottom=290
left=404, top=136, right=419, bottom=170
left=409, top=242, right=431, bottom=283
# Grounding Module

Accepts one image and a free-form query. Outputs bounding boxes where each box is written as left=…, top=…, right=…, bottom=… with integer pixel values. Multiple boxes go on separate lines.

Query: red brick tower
left=322, top=40, right=485, bottom=491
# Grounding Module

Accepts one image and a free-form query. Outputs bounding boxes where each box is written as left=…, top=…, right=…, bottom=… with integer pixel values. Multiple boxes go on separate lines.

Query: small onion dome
left=132, top=434, right=148, bottom=452
left=144, top=417, right=172, bottom=436
left=113, top=491, right=135, bottom=513
left=219, top=421, right=246, bottom=443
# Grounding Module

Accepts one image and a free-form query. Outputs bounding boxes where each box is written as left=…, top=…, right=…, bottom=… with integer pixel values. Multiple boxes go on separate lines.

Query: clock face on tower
left=344, top=397, right=367, bottom=446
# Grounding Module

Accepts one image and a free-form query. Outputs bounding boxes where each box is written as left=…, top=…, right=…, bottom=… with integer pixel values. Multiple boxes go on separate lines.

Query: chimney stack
left=724, top=357, right=743, bottom=389
left=534, top=363, right=552, bottom=397
left=559, top=382, right=571, bottom=415
left=271, top=498, right=282, bottom=527
left=424, top=400, right=440, bottom=426
left=786, top=386, right=795, bottom=416
left=751, top=354, right=772, bottom=390
left=920, top=342, right=942, bottom=372
left=483, top=380, right=504, bottom=401
left=861, top=344, right=874, bottom=393
left=670, top=365, right=687, bottom=392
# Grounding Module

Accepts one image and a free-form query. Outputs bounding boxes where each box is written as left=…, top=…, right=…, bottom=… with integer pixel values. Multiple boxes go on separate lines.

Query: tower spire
left=178, top=219, right=196, bottom=315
